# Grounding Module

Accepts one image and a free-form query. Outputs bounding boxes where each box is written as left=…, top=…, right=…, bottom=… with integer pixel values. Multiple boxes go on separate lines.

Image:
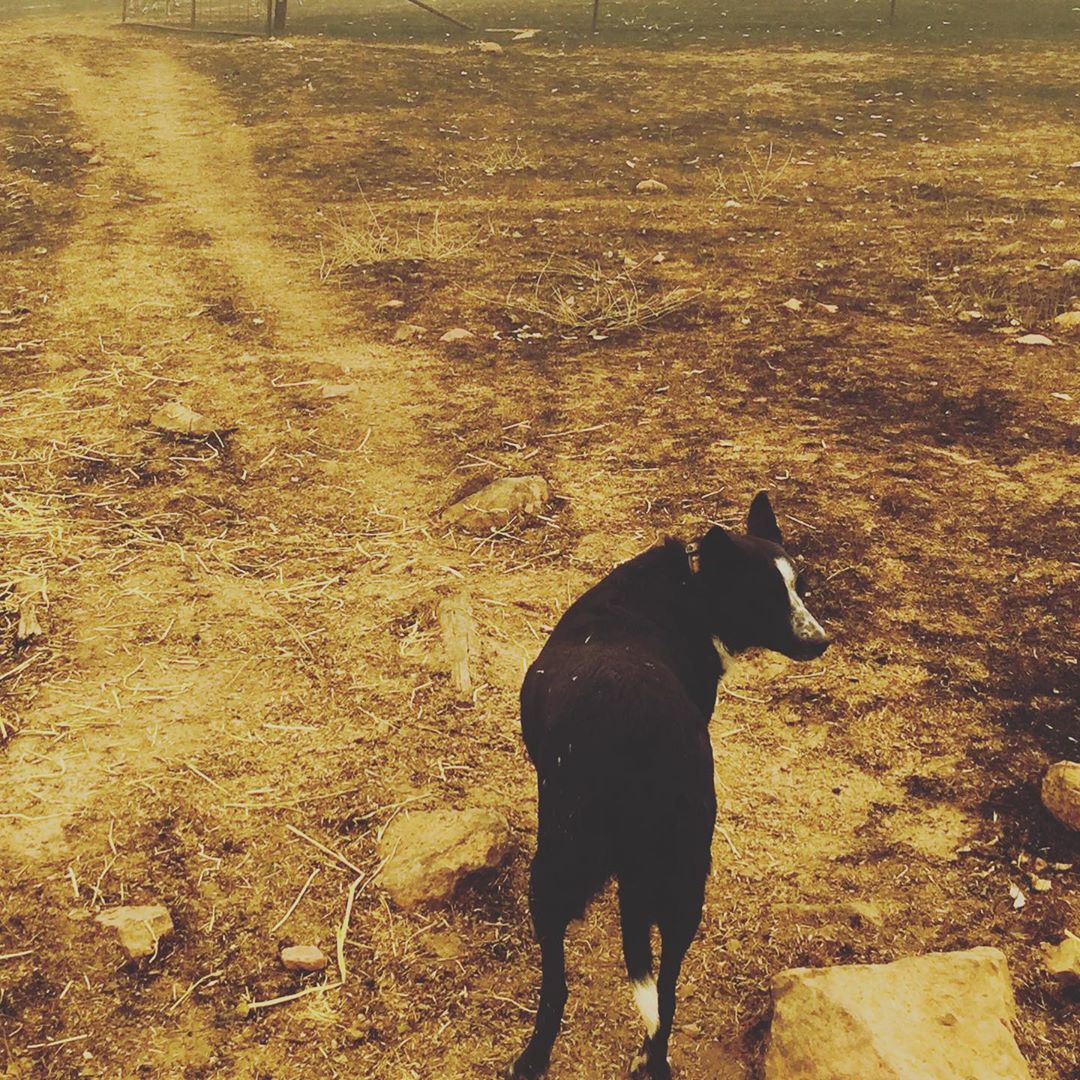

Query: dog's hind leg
left=619, top=876, right=658, bottom=1071
left=508, top=845, right=580, bottom=1080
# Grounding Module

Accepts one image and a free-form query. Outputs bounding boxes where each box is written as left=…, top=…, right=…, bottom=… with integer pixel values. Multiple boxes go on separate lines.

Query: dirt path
left=1, top=28, right=434, bottom=859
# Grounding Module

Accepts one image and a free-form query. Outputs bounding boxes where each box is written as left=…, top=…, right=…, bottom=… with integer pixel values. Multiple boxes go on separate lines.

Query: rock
left=723, top=198, right=742, bottom=208
left=320, top=382, right=358, bottom=399
left=1012, top=333, right=1053, bottom=346
left=70, top=141, right=95, bottom=156
left=150, top=400, right=229, bottom=438
left=378, top=808, right=512, bottom=909
left=1053, top=310, right=1080, bottom=332
left=512, top=28, right=540, bottom=40
left=96, top=904, right=174, bottom=961
left=280, top=944, right=328, bottom=972
left=441, top=475, right=550, bottom=531
left=1062, top=258, right=1080, bottom=278
left=87, top=154, right=104, bottom=166
left=1041, top=761, right=1080, bottom=831
left=635, top=179, right=669, bottom=194
left=380, top=299, right=405, bottom=310
left=782, top=298, right=804, bottom=312
left=765, top=947, right=1031, bottom=1080
left=1040, top=936, right=1080, bottom=986
left=476, top=41, right=504, bottom=54
left=439, top=327, right=475, bottom=344
left=394, top=323, right=428, bottom=342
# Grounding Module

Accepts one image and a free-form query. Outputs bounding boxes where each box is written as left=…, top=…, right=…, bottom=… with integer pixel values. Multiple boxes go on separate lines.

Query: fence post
left=273, top=0, right=287, bottom=34
left=266, top=0, right=273, bottom=34
left=190, top=0, right=196, bottom=28
left=121, top=0, right=128, bottom=22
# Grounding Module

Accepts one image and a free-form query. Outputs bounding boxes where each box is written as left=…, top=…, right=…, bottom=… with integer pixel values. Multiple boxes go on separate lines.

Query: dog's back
left=520, top=540, right=719, bottom=914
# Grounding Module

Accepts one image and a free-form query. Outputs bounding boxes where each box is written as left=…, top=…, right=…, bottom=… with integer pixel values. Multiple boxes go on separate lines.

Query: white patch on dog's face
left=631, top=977, right=660, bottom=1037
left=775, top=557, right=827, bottom=645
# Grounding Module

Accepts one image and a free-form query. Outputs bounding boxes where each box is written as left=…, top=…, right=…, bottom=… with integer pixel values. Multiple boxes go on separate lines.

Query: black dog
left=510, top=492, right=830, bottom=1079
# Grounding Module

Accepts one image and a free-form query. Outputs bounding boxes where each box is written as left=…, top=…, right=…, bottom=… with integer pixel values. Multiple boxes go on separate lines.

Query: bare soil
left=1, top=6, right=1078, bottom=1079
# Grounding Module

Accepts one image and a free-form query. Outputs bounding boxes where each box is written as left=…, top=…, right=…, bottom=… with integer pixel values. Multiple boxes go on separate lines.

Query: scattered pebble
left=1041, top=760, right=1080, bottom=831
left=70, top=141, right=95, bottom=156
left=380, top=299, right=405, bottom=310
left=280, top=945, right=328, bottom=972
left=1040, top=936, right=1080, bottom=987
left=475, top=41, right=504, bottom=54
left=439, top=328, right=475, bottom=343
left=394, top=323, right=428, bottom=342
left=150, top=400, right=229, bottom=438
left=95, top=904, right=174, bottom=961
left=635, top=179, right=669, bottom=194
left=1012, top=333, right=1053, bottom=346
left=441, top=475, right=550, bottom=531
left=1062, top=259, right=1080, bottom=278
left=782, top=298, right=804, bottom=312
left=1053, top=311, right=1080, bottom=332
left=319, top=382, right=358, bottom=399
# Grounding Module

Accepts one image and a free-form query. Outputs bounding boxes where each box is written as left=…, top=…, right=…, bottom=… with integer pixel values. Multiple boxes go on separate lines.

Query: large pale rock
left=1041, top=761, right=1080, bottom=831
left=765, top=947, right=1030, bottom=1080
left=96, top=904, right=174, bottom=961
left=441, top=475, right=550, bottom=531
left=378, top=808, right=512, bottom=909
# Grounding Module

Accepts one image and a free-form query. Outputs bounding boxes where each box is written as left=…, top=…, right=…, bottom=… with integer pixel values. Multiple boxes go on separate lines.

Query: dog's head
left=692, top=491, right=830, bottom=661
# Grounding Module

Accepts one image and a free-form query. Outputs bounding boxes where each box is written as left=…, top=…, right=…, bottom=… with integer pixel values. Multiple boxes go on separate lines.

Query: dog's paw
left=503, top=1051, right=547, bottom=1080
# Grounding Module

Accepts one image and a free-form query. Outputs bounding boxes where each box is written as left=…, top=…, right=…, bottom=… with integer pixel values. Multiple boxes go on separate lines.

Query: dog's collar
left=685, top=539, right=701, bottom=575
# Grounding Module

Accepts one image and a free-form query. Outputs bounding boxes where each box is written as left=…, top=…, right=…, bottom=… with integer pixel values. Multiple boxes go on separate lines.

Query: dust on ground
left=0, top=4, right=1077, bottom=1078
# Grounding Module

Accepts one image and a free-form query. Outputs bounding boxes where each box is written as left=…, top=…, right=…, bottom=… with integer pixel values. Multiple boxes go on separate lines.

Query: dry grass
left=503, top=256, right=700, bottom=337
left=318, top=194, right=482, bottom=280
left=713, top=142, right=795, bottom=205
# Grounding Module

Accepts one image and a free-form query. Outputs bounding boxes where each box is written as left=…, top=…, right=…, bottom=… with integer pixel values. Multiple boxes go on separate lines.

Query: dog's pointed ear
left=747, top=491, right=783, bottom=544
left=701, top=524, right=738, bottom=559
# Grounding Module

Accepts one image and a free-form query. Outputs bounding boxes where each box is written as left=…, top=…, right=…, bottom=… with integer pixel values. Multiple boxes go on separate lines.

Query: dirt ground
left=1, top=3, right=1078, bottom=1078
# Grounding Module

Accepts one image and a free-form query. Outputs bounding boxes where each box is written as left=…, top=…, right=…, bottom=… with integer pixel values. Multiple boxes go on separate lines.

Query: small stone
left=817, top=302, right=839, bottom=314
left=441, top=475, right=550, bottom=532
left=1040, top=936, right=1080, bottom=986
left=635, top=179, right=669, bottom=194
left=1053, top=310, right=1080, bottom=332
left=150, top=400, right=228, bottom=438
left=1049, top=218, right=1067, bottom=231
left=439, top=327, right=475, bottom=344
left=380, top=299, right=405, bottom=310
left=280, top=945, right=328, bottom=972
left=723, top=198, right=742, bottom=208
left=320, top=382, right=358, bottom=399
left=476, top=41, right=504, bottom=54
left=957, top=309, right=984, bottom=323
left=1062, top=259, right=1080, bottom=278
left=782, top=298, right=804, bottom=312
left=1041, top=761, right=1080, bottom=831
left=87, top=154, right=104, bottom=166
left=379, top=808, right=513, bottom=909
left=512, top=28, right=540, bottom=40
left=394, top=323, right=428, bottom=342
left=70, top=141, right=95, bottom=156
left=1012, top=333, right=1053, bottom=346
left=95, top=904, right=174, bottom=961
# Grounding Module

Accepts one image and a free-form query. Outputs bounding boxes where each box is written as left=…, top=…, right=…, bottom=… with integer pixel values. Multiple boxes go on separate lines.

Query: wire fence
left=122, top=0, right=273, bottom=34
